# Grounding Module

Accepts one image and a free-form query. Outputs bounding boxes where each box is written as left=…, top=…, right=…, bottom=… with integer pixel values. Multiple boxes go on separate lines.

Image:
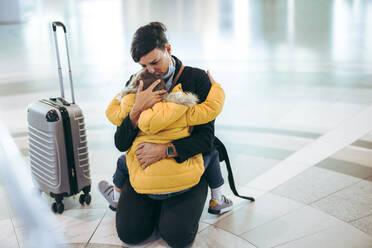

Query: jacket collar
left=172, top=55, right=183, bottom=77
left=169, top=55, right=183, bottom=92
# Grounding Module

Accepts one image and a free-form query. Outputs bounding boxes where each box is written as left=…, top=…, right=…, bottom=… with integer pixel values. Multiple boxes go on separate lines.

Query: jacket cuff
left=122, top=114, right=136, bottom=130
left=172, top=141, right=187, bottom=163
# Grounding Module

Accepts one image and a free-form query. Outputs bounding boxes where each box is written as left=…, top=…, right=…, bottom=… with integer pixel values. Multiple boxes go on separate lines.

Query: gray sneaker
left=208, top=195, right=233, bottom=215
left=98, top=180, right=117, bottom=211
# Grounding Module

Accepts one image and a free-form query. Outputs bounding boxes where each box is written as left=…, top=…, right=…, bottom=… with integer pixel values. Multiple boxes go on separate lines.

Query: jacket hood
left=118, top=82, right=199, bottom=107
left=118, top=84, right=137, bottom=99
left=165, top=92, right=198, bottom=107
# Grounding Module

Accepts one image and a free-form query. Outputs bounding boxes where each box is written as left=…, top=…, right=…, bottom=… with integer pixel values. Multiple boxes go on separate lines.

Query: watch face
left=167, top=146, right=174, bottom=156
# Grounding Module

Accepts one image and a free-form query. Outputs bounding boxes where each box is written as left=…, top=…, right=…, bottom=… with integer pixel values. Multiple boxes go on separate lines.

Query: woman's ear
left=165, top=43, right=172, bottom=56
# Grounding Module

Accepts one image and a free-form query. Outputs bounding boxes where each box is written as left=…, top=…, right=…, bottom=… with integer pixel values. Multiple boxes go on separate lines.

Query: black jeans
left=116, top=175, right=208, bottom=248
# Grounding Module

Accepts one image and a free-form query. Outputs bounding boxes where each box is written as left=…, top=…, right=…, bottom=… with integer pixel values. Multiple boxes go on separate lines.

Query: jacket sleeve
left=113, top=75, right=139, bottom=152
left=105, top=94, right=136, bottom=126
left=138, top=102, right=188, bottom=135
left=172, top=71, right=215, bottom=163
left=114, top=114, right=139, bottom=152
left=185, top=82, right=225, bottom=126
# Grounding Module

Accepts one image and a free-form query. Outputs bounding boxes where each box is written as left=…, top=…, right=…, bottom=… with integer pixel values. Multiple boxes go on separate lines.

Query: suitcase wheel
left=79, top=193, right=91, bottom=205
left=52, top=202, right=64, bottom=214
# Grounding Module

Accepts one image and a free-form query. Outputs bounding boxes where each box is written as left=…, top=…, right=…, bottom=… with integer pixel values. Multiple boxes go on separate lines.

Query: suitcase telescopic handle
left=52, top=21, right=76, bottom=104
left=52, top=22, right=66, bottom=33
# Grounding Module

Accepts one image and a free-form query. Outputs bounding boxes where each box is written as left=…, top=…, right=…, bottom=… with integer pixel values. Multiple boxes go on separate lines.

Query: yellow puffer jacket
left=106, top=82, right=225, bottom=194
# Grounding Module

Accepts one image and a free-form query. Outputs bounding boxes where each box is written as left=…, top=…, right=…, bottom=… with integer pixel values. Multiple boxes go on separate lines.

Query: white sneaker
left=208, top=195, right=233, bottom=215
left=98, top=180, right=117, bottom=211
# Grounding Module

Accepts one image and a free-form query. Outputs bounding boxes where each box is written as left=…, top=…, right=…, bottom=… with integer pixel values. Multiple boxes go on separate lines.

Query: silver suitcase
left=27, top=22, right=91, bottom=214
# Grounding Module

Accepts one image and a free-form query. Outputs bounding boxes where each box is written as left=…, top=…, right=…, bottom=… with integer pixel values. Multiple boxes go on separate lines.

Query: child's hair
left=134, top=70, right=166, bottom=92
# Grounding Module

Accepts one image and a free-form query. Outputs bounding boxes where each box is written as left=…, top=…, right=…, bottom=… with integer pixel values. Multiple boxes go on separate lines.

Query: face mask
left=162, top=55, right=175, bottom=79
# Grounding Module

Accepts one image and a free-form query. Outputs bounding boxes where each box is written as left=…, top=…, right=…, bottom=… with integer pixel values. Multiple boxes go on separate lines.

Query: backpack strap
left=168, top=65, right=185, bottom=92
left=173, top=65, right=185, bottom=85
left=214, top=137, right=255, bottom=201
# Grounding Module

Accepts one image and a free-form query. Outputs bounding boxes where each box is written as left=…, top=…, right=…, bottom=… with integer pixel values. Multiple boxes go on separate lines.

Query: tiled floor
left=2, top=0, right=372, bottom=247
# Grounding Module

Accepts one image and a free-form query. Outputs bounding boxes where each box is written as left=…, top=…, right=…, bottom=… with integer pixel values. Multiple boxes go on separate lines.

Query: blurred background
left=2, top=0, right=372, bottom=133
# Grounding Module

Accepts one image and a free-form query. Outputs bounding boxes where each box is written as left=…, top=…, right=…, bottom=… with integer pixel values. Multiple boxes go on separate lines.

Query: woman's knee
left=115, top=180, right=156, bottom=244
left=159, top=222, right=197, bottom=248
left=116, top=216, right=153, bottom=244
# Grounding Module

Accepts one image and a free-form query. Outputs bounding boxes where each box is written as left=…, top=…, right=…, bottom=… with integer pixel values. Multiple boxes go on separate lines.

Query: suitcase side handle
left=52, top=21, right=76, bottom=104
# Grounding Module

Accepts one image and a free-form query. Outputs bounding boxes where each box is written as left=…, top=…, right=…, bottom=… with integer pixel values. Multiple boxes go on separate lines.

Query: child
left=99, top=69, right=233, bottom=214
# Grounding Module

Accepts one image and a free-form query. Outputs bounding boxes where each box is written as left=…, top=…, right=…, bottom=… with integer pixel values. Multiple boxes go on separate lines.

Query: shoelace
left=222, top=196, right=232, bottom=204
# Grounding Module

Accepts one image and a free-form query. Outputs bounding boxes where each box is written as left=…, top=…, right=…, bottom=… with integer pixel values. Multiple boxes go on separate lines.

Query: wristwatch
left=166, top=145, right=175, bottom=158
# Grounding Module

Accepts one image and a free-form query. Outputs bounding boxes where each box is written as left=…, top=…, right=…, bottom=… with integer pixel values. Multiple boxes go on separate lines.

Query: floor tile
left=240, top=206, right=344, bottom=248
left=86, top=244, right=124, bottom=248
left=0, top=108, right=28, bottom=134
left=311, top=179, right=372, bottom=222
left=248, top=160, right=310, bottom=192
left=198, top=222, right=210, bottom=233
left=249, top=104, right=372, bottom=192
left=214, top=193, right=304, bottom=236
left=144, top=239, right=169, bottom=248
left=192, top=226, right=256, bottom=248
left=220, top=137, right=294, bottom=161
left=272, top=167, right=359, bottom=204
left=359, top=133, right=372, bottom=144
left=274, top=222, right=372, bottom=248
left=12, top=136, right=28, bottom=151
left=226, top=153, right=280, bottom=187
left=216, top=125, right=321, bottom=139
left=39, top=182, right=109, bottom=212
left=58, top=243, right=85, bottom=248
left=144, top=222, right=211, bottom=248
left=351, top=214, right=372, bottom=236
left=8, top=199, right=65, bottom=248
left=217, top=129, right=308, bottom=157
left=13, top=209, right=106, bottom=246
left=0, top=186, right=11, bottom=221
left=276, top=101, right=364, bottom=132
left=0, top=219, right=19, bottom=248
left=331, top=146, right=372, bottom=169
left=201, top=186, right=265, bottom=225
left=89, top=210, right=123, bottom=246
left=89, top=208, right=211, bottom=248
left=317, top=157, right=372, bottom=178
left=13, top=208, right=105, bottom=247
left=218, top=97, right=293, bottom=128
left=88, top=149, right=123, bottom=175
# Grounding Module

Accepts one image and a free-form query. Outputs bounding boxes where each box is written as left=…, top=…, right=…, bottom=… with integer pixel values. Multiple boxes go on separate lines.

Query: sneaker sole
left=96, top=183, right=117, bottom=212
left=109, top=205, right=117, bottom=212
left=208, top=205, right=233, bottom=215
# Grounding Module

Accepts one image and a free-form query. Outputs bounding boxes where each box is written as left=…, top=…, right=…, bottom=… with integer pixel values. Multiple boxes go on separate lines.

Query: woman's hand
left=136, top=142, right=167, bottom=169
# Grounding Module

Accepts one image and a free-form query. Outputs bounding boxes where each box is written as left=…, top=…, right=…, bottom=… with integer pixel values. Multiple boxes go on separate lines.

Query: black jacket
left=114, top=56, right=215, bottom=163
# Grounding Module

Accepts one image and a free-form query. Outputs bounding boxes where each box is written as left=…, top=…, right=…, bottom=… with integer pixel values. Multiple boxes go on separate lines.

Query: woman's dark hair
left=131, top=22, right=168, bottom=62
